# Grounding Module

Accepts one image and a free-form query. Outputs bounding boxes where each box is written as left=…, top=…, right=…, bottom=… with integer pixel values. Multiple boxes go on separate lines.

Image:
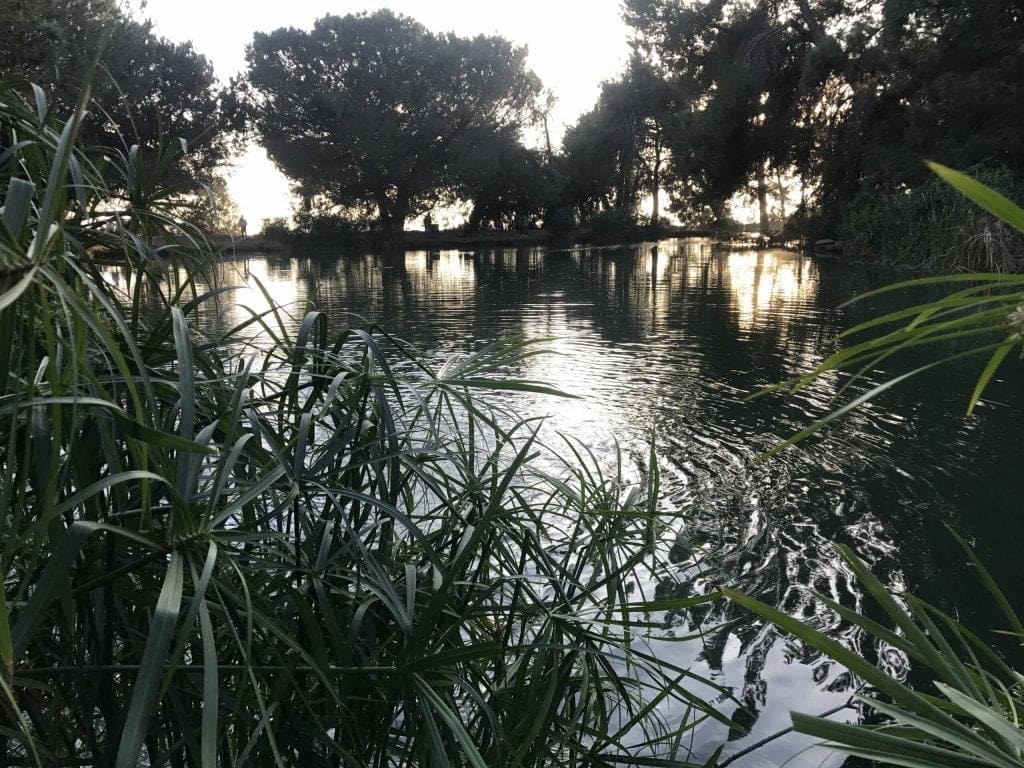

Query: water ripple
left=167, top=240, right=1024, bottom=767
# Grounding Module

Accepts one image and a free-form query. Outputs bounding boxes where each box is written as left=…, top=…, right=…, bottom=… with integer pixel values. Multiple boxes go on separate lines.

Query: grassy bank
left=838, top=167, right=1024, bottom=272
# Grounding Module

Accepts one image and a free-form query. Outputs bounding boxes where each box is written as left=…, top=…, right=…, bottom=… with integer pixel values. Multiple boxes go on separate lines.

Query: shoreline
left=210, top=225, right=722, bottom=256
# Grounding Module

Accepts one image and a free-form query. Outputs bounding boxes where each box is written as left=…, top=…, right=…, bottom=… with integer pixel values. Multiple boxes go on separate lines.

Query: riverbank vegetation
left=5, top=1, right=1024, bottom=765
left=622, top=0, right=1024, bottom=262
left=0, top=81, right=743, bottom=766
left=839, top=168, right=1024, bottom=272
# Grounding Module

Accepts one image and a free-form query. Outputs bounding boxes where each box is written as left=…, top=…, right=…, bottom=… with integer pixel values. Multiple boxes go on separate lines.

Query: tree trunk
left=651, top=133, right=662, bottom=224
left=775, top=169, right=788, bottom=221
left=376, top=195, right=408, bottom=236
left=756, top=163, right=769, bottom=231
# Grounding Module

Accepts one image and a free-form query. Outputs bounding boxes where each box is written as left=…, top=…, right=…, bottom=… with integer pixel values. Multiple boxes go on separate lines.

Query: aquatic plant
left=0, top=82, right=731, bottom=767
left=840, top=166, right=1024, bottom=272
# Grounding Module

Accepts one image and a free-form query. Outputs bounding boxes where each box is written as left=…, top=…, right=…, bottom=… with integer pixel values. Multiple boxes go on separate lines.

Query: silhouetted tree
left=624, top=0, right=1024, bottom=233
left=244, top=11, right=542, bottom=234
left=189, top=177, right=242, bottom=234
left=456, top=128, right=550, bottom=230
left=559, top=57, right=677, bottom=223
left=0, top=0, right=231, bottom=179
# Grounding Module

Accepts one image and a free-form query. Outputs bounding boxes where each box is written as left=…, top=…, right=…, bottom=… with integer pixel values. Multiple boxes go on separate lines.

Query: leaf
left=115, top=552, right=185, bottom=768
left=929, top=162, right=1024, bottom=234
left=1, top=178, right=35, bottom=241
left=721, top=587, right=977, bottom=737
left=198, top=599, right=218, bottom=768
left=966, top=337, right=1016, bottom=415
left=792, top=712, right=1003, bottom=768
left=11, top=521, right=166, bottom=660
left=412, top=674, right=490, bottom=768
left=0, top=580, right=12, bottom=672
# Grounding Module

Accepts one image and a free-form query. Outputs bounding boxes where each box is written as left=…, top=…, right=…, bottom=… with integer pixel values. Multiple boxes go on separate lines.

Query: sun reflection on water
left=724, top=250, right=814, bottom=334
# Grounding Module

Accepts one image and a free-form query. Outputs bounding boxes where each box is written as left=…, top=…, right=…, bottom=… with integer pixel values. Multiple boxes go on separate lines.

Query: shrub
left=840, top=166, right=1024, bottom=271
left=541, top=206, right=576, bottom=235
left=293, top=208, right=371, bottom=242
left=585, top=208, right=646, bottom=243
left=260, top=216, right=291, bottom=240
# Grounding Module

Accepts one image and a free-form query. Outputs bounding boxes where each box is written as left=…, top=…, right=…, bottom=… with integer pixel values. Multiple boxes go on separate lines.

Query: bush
left=294, top=208, right=374, bottom=244
left=840, top=166, right=1024, bottom=271
left=260, top=216, right=291, bottom=240
left=585, top=208, right=646, bottom=243
left=541, top=205, right=576, bottom=235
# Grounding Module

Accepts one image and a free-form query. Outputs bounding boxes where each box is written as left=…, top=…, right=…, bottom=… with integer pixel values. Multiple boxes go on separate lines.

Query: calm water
left=198, top=239, right=1024, bottom=766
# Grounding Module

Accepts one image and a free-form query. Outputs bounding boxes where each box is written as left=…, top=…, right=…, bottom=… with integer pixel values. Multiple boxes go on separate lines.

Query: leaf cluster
left=243, top=10, right=542, bottom=233
left=0, top=84, right=730, bottom=767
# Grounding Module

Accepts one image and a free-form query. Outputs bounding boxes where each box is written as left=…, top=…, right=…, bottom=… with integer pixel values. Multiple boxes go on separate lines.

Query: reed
left=841, top=166, right=1024, bottom=273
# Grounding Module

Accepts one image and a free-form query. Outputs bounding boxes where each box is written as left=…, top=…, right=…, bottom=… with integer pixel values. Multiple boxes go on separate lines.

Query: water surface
left=197, top=239, right=1024, bottom=766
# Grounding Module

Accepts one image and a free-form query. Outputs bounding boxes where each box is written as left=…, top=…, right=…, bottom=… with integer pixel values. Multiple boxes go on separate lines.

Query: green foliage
left=244, top=10, right=542, bottom=234
left=0, top=0, right=117, bottom=87
left=725, top=538, right=1024, bottom=768
left=260, top=217, right=291, bottom=240
left=189, top=176, right=242, bottom=235
left=583, top=208, right=648, bottom=244
left=624, top=0, right=1024, bottom=239
left=0, top=84, right=729, bottom=767
left=457, top=128, right=550, bottom=231
left=559, top=57, right=674, bottom=223
left=841, top=167, right=1024, bottom=271
left=542, top=206, right=578, bottom=236
left=624, top=0, right=808, bottom=222
left=0, top=0, right=231, bottom=180
left=288, top=205, right=374, bottom=249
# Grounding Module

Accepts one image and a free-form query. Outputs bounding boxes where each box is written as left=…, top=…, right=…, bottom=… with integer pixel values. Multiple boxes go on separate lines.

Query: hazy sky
left=134, top=0, right=632, bottom=225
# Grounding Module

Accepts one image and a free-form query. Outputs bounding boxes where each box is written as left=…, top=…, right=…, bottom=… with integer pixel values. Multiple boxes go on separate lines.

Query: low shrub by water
left=840, top=166, right=1024, bottom=272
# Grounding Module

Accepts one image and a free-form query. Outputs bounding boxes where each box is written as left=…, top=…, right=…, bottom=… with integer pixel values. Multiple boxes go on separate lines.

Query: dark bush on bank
left=840, top=166, right=1024, bottom=271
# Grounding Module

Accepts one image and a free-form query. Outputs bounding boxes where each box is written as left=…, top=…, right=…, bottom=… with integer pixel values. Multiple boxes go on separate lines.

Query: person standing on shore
left=237, top=215, right=248, bottom=237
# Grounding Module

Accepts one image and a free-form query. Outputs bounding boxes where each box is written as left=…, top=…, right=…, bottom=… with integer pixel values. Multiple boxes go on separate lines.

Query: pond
left=195, top=238, right=1024, bottom=766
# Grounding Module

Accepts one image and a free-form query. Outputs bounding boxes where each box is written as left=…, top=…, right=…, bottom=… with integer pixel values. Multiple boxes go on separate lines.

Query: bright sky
left=132, top=0, right=632, bottom=227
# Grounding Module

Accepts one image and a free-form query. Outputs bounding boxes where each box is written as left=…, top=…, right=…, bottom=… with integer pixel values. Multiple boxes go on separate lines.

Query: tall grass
left=841, top=166, right=1024, bottom=272
left=0, top=83, right=730, bottom=767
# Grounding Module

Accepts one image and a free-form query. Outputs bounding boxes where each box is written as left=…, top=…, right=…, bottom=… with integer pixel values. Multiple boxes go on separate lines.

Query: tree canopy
left=243, top=10, right=542, bottom=233
left=0, top=0, right=231, bottom=179
left=558, top=57, right=675, bottom=224
left=622, top=0, right=1024, bottom=233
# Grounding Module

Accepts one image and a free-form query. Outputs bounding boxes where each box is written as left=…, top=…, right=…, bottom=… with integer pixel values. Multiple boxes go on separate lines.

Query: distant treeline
left=4, top=0, right=1024, bottom=264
